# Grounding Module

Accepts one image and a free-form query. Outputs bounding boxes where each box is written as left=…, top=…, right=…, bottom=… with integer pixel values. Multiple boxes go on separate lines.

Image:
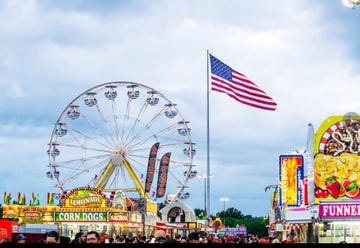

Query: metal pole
left=220, top=197, right=229, bottom=227
left=142, top=198, right=146, bottom=237
left=204, top=176, right=207, bottom=216
left=206, top=50, right=211, bottom=218
left=198, top=174, right=207, bottom=220
left=223, top=200, right=226, bottom=226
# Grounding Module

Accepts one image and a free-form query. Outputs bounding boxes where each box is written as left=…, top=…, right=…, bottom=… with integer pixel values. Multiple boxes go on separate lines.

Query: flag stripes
left=210, top=54, right=277, bottom=111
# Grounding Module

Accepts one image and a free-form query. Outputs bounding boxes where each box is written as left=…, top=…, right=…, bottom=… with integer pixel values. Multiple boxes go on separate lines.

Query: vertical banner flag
left=209, top=54, right=277, bottom=111
left=156, top=152, right=171, bottom=198
left=31, top=192, right=35, bottom=205
left=47, top=192, right=54, bottom=205
left=8, top=193, right=12, bottom=205
left=4, top=192, right=9, bottom=205
left=18, top=192, right=24, bottom=205
left=145, top=142, right=160, bottom=193
left=36, top=194, right=40, bottom=205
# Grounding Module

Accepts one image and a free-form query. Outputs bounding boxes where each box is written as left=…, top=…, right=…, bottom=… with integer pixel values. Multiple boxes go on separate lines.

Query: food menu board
left=279, top=155, right=304, bottom=207
left=314, top=115, right=360, bottom=202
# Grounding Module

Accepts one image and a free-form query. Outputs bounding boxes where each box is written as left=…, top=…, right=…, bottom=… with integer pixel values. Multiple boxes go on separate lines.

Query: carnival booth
left=272, top=114, right=360, bottom=243
left=313, top=115, right=360, bottom=243
left=275, top=154, right=314, bottom=242
left=2, top=187, right=160, bottom=240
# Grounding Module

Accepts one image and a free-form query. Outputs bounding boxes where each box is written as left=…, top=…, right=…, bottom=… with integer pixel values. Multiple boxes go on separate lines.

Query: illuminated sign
left=319, top=203, right=360, bottom=219
left=279, top=155, right=304, bottom=207
left=275, top=224, right=284, bottom=232
left=20, top=207, right=43, bottom=224
left=108, top=212, right=129, bottom=223
left=314, top=115, right=360, bottom=202
left=146, top=202, right=158, bottom=214
left=212, top=218, right=222, bottom=230
left=55, top=211, right=107, bottom=222
left=62, top=187, right=108, bottom=208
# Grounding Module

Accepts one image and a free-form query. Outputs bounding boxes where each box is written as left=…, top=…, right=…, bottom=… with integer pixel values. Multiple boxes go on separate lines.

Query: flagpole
left=206, top=50, right=211, bottom=219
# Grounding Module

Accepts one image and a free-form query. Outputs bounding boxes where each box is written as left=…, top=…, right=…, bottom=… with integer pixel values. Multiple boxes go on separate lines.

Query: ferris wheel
left=46, top=81, right=197, bottom=203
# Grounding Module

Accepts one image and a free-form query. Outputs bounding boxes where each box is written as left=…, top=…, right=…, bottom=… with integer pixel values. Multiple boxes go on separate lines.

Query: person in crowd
left=179, top=236, right=188, bottom=243
left=139, top=236, right=147, bottom=243
left=16, top=234, right=27, bottom=244
left=113, top=235, right=124, bottom=243
left=164, top=237, right=178, bottom=244
left=258, top=237, right=270, bottom=244
left=131, top=236, right=139, bottom=243
left=86, top=231, right=101, bottom=244
left=147, top=235, right=155, bottom=243
left=239, top=236, right=248, bottom=243
left=188, top=232, right=200, bottom=244
left=46, top=230, right=60, bottom=244
left=293, top=235, right=300, bottom=243
left=59, top=236, right=71, bottom=244
left=0, top=238, right=10, bottom=243
left=272, top=238, right=281, bottom=243
left=174, top=234, right=181, bottom=243
left=71, top=232, right=87, bottom=244
left=153, top=230, right=166, bottom=244
left=100, top=233, right=109, bottom=243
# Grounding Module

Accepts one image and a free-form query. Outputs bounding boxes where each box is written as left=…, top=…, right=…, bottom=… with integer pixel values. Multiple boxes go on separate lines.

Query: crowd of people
left=0, top=230, right=298, bottom=244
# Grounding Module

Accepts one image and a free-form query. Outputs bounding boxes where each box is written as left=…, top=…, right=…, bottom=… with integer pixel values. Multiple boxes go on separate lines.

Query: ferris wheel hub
left=111, top=151, right=124, bottom=166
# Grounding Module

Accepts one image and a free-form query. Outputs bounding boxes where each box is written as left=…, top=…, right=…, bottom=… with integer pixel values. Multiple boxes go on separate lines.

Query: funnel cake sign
left=319, top=203, right=360, bottom=219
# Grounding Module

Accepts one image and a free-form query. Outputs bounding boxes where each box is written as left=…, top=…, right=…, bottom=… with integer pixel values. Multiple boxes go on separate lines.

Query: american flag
left=209, top=54, right=277, bottom=111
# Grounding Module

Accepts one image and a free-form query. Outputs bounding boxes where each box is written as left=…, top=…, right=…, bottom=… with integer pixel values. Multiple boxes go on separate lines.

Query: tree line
left=195, top=207, right=269, bottom=237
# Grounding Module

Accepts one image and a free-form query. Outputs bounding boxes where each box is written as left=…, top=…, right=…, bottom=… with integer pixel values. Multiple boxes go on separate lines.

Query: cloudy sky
left=1, top=0, right=360, bottom=218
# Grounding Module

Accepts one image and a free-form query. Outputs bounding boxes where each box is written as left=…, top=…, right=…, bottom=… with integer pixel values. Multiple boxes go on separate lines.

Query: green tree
left=215, top=208, right=268, bottom=237
left=194, top=208, right=206, bottom=220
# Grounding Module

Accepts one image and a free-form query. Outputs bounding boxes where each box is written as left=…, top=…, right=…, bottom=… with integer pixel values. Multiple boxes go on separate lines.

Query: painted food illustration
left=314, top=153, right=360, bottom=199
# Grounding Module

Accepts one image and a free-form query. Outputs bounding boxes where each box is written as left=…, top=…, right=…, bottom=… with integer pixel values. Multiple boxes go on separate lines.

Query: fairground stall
left=313, top=115, right=360, bottom=243
left=3, top=187, right=160, bottom=240
left=275, top=154, right=314, bottom=243
left=270, top=114, right=360, bottom=243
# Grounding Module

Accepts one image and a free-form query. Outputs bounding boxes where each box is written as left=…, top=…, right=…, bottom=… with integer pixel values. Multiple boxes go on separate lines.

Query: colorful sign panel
left=314, top=115, right=360, bottom=202
left=62, top=187, right=108, bottom=208
left=319, top=203, right=360, bottom=219
left=2, top=205, right=59, bottom=224
left=279, top=155, right=304, bottom=207
left=108, top=212, right=129, bottom=223
left=19, top=207, right=44, bottom=224
left=145, top=142, right=159, bottom=193
left=156, top=153, right=171, bottom=198
left=55, top=211, right=107, bottom=222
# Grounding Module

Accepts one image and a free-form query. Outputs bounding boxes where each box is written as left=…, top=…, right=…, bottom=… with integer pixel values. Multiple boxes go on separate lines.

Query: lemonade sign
left=62, top=187, right=109, bottom=208
left=314, top=115, right=360, bottom=202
